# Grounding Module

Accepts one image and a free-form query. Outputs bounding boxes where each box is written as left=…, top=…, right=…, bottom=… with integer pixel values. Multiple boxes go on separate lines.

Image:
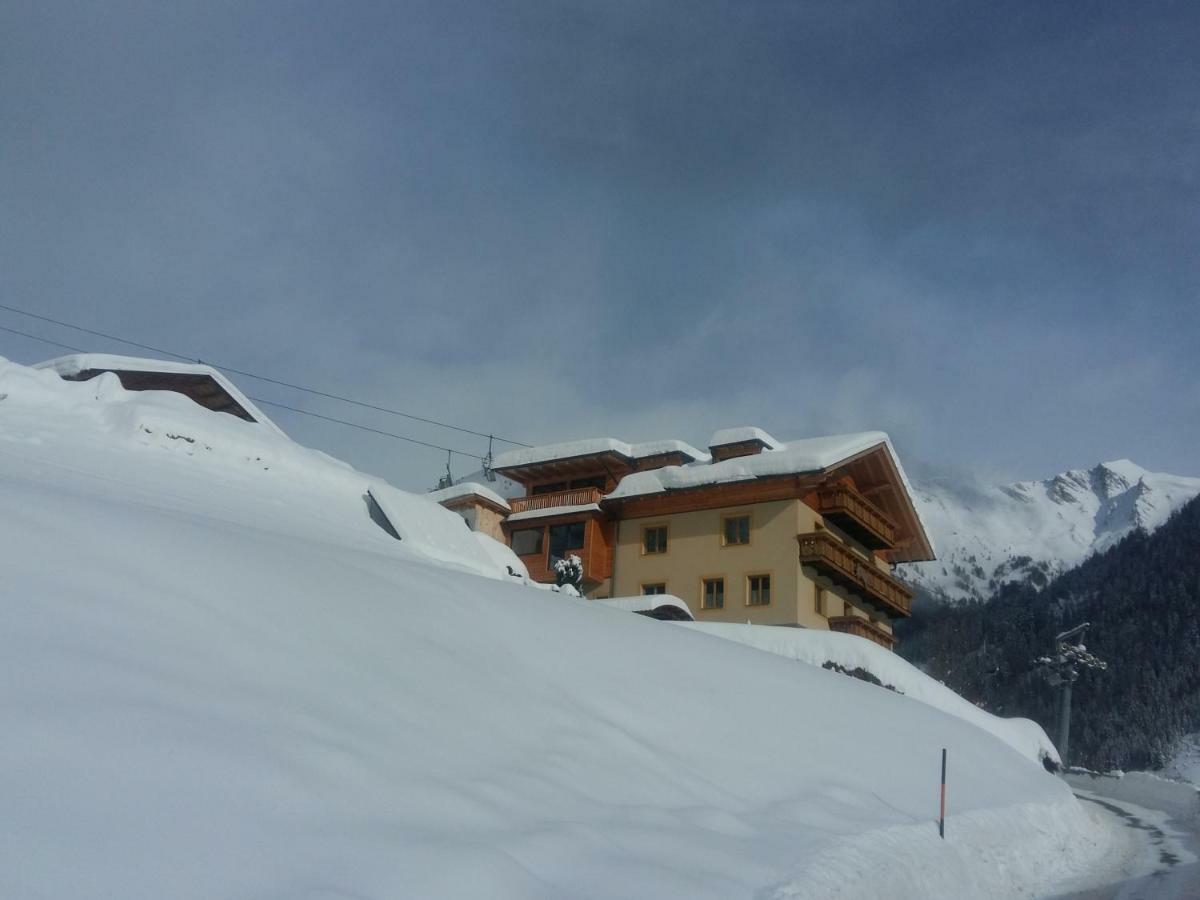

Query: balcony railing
left=797, top=531, right=913, bottom=618
left=509, top=487, right=604, bottom=515
left=817, top=485, right=897, bottom=549
left=827, top=615, right=895, bottom=650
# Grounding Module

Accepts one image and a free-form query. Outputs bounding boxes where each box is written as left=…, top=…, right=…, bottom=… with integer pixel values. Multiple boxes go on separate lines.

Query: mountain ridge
left=899, top=459, right=1200, bottom=603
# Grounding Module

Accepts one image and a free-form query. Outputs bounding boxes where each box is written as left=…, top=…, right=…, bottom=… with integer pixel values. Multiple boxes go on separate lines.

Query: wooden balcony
left=816, top=485, right=897, bottom=550
left=797, top=532, right=914, bottom=618
left=509, top=487, right=603, bottom=515
left=827, top=615, right=895, bottom=650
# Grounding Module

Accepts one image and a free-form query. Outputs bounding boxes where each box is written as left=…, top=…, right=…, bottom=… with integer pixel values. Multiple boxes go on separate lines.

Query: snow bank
left=0, top=356, right=1106, bottom=899
left=678, top=622, right=1060, bottom=768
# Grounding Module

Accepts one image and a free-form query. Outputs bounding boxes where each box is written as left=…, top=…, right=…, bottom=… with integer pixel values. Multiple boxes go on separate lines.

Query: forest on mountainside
left=896, top=496, right=1200, bottom=771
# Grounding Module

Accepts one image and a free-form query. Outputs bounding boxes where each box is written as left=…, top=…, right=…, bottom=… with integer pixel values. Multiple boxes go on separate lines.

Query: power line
left=248, top=398, right=487, bottom=460
left=0, top=302, right=531, bottom=447
left=0, top=323, right=85, bottom=354
left=0, top=321, right=486, bottom=460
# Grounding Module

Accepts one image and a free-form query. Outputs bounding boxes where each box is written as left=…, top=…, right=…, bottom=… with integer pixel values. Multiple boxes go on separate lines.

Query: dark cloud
left=2, top=1, right=1197, bottom=488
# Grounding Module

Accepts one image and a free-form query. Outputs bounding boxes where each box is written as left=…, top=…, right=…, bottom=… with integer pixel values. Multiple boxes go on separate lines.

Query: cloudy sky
left=3, top=1, right=1197, bottom=490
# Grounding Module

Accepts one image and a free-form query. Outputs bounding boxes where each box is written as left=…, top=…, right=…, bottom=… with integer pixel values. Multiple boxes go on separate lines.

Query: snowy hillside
left=0, top=356, right=1113, bottom=899
left=899, top=460, right=1200, bottom=603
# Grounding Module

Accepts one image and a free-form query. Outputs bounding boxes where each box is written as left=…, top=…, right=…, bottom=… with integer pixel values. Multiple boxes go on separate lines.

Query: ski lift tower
left=1036, top=623, right=1107, bottom=766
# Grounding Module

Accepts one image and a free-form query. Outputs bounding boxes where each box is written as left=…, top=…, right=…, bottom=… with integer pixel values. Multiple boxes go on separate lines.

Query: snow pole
left=939, top=748, right=947, bottom=839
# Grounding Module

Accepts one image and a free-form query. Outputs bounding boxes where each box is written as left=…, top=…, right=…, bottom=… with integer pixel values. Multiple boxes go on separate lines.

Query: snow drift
left=0, top=356, right=1108, bottom=899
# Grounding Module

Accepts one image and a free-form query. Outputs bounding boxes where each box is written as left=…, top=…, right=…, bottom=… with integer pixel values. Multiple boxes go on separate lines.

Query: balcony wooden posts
left=816, top=485, right=897, bottom=550
left=797, top=531, right=914, bottom=618
left=827, top=616, right=895, bottom=650
left=509, top=487, right=603, bottom=515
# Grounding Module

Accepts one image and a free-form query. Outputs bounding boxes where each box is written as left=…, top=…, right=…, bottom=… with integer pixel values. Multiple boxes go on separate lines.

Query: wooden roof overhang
left=63, top=368, right=257, bottom=422
left=821, top=444, right=935, bottom=564
left=494, top=450, right=635, bottom=487
left=604, top=472, right=827, bottom=519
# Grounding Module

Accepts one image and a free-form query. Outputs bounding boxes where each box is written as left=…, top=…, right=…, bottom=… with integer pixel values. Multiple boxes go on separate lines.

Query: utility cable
left=0, top=321, right=486, bottom=460
left=0, top=302, right=531, bottom=446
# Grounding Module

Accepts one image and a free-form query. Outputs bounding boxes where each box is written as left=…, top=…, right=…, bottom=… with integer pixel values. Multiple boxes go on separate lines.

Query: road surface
left=1046, top=789, right=1200, bottom=899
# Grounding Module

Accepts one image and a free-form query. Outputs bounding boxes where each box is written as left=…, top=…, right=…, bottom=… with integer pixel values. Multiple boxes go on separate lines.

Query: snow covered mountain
left=899, top=460, right=1200, bottom=603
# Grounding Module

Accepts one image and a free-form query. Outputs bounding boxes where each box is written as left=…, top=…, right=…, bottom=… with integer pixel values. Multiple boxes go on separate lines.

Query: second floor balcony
left=816, top=484, right=897, bottom=550
left=797, top=531, right=914, bottom=618
left=509, top=486, right=604, bottom=515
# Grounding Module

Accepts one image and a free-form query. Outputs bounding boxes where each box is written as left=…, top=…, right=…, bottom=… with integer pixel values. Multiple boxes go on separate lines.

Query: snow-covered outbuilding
left=34, top=354, right=285, bottom=436
left=425, top=481, right=511, bottom=542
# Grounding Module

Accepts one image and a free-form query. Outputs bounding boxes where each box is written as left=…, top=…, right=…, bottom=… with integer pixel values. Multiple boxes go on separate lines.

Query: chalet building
left=34, top=354, right=285, bottom=435
left=489, top=428, right=935, bottom=650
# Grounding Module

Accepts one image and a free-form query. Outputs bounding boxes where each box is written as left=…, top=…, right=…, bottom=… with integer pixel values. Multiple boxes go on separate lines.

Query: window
left=548, top=521, right=586, bottom=559
left=723, top=514, right=751, bottom=546
left=642, top=525, right=668, bottom=555
left=701, top=577, right=725, bottom=610
left=642, top=583, right=666, bottom=596
left=569, top=476, right=607, bottom=491
left=532, top=481, right=568, bottom=495
left=747, top=574, right=771, bottom=606
left=511, top=528, right=544, bottom=556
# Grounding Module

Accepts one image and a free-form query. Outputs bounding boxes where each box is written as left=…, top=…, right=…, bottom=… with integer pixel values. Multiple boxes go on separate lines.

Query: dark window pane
left=532, top=482, right=568, bottom=495
left=511, top=528, right=544, bottom=556
left=549, top=521, right=586, bottom=558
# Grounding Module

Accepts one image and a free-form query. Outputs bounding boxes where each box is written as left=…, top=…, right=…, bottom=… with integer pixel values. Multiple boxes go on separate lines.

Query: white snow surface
left=679, top=623, right=1059, bottom=768
left=506, top=502, right=602, bottom=522
left=899, top=460, right=1200, bottom=603
left=1165, top=734, right=1200, bottom=788
left=426, top=480, right=511, bottom=511
left=707, top=425, right=783, bottom=450
left=33, top=352, right=287, bottom=437
left=0, top=356, right=1108, bottom=899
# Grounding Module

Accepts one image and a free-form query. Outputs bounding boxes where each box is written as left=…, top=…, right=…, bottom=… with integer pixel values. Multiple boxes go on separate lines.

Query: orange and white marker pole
left=939, top=748, right=948, bottom=839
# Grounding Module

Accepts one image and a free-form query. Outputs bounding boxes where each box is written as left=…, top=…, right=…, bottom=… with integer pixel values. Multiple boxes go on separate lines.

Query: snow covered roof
left=34, top=354, right=285, bottom=437
left=708, top=426, right=783, bottom=450
left=493, top=437, right=708, bottom=471
left=608, top=431, right=898, bottom=499
left=426, top=481, right=511, bottom=512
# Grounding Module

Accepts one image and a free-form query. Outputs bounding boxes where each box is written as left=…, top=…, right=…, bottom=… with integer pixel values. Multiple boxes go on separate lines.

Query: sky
left=2, top=1, right=1197, bottom=491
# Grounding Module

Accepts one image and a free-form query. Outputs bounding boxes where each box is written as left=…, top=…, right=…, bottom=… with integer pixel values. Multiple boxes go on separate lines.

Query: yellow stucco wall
left=613, top=499, right=833, bottom=627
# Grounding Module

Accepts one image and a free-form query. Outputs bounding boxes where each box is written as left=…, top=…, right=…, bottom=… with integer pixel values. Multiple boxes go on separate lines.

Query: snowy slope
left=680, top=623, right=1059, bottom=769
left=899, top=461, right=1200, bottom=603
left=0, top=357, right=1112, bottom=899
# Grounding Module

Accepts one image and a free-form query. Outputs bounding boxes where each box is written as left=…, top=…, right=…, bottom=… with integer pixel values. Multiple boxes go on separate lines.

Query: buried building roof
left=34, top=354, right=285, bottom=436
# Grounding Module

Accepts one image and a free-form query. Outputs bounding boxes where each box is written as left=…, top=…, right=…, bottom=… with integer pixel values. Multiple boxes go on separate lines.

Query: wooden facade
left=796, top=531, right=913, bottom=618
left=827, top=615, right=895, bottom=650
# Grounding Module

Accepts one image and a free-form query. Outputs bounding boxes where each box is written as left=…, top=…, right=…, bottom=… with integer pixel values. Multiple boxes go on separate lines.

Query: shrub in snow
left=553, top=554, right=583, bottom=592
left=822, top=660, right=900, bottom=693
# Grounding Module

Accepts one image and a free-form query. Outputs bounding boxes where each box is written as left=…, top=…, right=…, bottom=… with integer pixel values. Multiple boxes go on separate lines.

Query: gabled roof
left=34, top=354, right=285, bottom=436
